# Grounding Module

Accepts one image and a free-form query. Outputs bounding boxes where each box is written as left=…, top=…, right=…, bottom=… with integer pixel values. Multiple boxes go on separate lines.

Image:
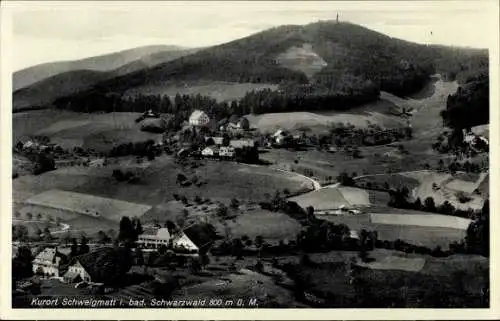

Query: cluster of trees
left=69, top=235, right=90, bottom=258
left=118, top=216, right=144, bottom=246
left=28, top=153, right=55, bottom=175
left=441, top=73, right=489, bottom=137
left=108, top=139, right=159, bottom=158
left=238, top=84, right=379, bottom=115
left=336, top=172, right=357, bottom=186
left=329, top=122, right=410, bottom=147
left=388, top=188, right=479, bottom=219
left=12, top=246, right=34, bottom=282
left=112, top=169, right=142, bottom=184
left=12, top=224, right=54, bottom=242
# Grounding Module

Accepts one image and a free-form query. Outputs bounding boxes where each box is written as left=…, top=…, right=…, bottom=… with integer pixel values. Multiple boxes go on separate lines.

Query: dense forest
left=46, top=21, right=489, bottom=125
left=441, top=73, right=489, bottom=130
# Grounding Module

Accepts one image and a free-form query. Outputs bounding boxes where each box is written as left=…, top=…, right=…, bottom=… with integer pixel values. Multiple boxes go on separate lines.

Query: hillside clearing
left=401, top=171, right=486, bottom=210
left=320, top=212, right=468, bottom=249
left=23, top=189, right=152, bottom=221
left=13, top=156, right=311, bottom=210
left=215, top=210, right=302, bottom=242
left=245, top=98, right=406, bottom=134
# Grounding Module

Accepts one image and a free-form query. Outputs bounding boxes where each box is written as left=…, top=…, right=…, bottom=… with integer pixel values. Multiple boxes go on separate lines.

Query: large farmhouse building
left=32, top=248, right=67, bottom=277
left=136, top=228, right=200, bottom=255
left=189, top=110, right=210, bottom=127
left=63, top=247, right=132, bottom=284
left=136, top=228, right=172, bottom=249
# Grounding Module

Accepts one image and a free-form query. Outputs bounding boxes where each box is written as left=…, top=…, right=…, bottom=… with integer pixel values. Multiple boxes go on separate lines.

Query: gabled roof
left=181, top=223, right=218, bottom=252
left=228, top=114, right=240, bottom=124
left=33, top=248, right=66, bottom=266
left=71, top=247, right=131, bottom=283
left=138, top=228, right=171, bottom=240
left=189, top=110, right=209, bottom=122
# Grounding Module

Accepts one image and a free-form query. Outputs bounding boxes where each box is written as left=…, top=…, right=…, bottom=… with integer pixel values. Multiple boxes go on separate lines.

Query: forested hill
left=442, top=72, right=489, bottom=130
left=51, top=21, right=488, bottom=113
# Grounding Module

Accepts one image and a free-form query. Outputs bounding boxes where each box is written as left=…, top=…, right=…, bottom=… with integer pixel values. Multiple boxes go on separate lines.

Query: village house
left=272, top=129, right=291, bottom=145
left=226, top=116, right=250, bottom=132
left=136, top=227, right=201, bottom=255
left=189, top=110, right=210, bottom=127
left=136, top=228, right=172, bottom=249
left=63, top=247, right=130, bottom=284
left=229, top=139, right=255, bottom=149
left=201, top=146, right=219, bottom=158
left=462, top=129, right=489, bottom=150
left=32, top=247, right=67, bottom=277
left=219, top=146, right=235, bottom=159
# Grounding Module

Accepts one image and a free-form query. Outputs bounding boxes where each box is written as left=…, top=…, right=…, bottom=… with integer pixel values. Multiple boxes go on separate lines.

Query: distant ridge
left=13, top=46, right=198, bottom=111
left=13, top=45, right=189, bottom=91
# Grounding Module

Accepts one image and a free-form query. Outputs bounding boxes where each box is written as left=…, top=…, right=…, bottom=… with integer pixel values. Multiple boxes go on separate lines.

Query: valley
left=11, top=20, right=490, bottom=309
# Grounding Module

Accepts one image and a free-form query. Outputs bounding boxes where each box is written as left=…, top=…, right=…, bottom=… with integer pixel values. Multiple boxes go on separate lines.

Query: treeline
left=388, top=188, right=478, bottom=219
left=53, top=86, right=381, bottom=121
left=108, top=139, right=160, bottom=158
left=238, top=81, right=379, bottom=114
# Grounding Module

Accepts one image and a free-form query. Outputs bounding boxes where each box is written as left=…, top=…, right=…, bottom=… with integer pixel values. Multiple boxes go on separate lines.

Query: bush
left=456, top=191, right=472, bottom=203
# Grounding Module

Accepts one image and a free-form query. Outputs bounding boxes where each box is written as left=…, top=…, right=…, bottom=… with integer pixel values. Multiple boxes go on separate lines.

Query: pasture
left=289, top=186, right=370, bottom=211
left=401, top=171, right=486, bottom=210
left=246, top=98, right=406, bottom=135
left=13, top=110, right=163, bottom=152
left=320, top=212, right=468, bottom=249
left=23, top=189, right=152, bottom=221
left=216, top=209, right=302, bottom=242
left=12, top=156, right=311, bottom=220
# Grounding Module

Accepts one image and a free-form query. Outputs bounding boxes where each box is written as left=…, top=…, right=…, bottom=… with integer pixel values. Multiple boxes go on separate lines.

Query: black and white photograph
left=1, top=0, right=498, bottom=318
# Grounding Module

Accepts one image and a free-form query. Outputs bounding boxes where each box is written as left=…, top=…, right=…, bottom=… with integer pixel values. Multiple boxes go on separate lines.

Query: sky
left=6, top=1, right=498, bottom=71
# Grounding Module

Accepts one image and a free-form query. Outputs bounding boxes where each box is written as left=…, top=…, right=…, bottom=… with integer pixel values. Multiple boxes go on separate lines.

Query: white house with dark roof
left=189, top=110, right=210, bottom=127
left=136, top=228, right=172, bottom=249
left=136, top=227, right=200, bottom=255
left=201, top=146, right=219, bottom=157
left=219, top=146, right=235, bottom=158
left=230, top=139, right=255, bottom=149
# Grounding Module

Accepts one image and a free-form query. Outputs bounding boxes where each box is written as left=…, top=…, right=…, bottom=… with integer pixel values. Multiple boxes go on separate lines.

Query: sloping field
left=402, top=171, right=485, bottom=210
left=289, top=188, right=349, bottom=211
left=370, top=213, right=471, bottom=230
left=217, top=210, right=302, bottom=242
left=320, top=212, right=468, bottom=249
left=24, top=189, right=152, bottom=221
left=245, top=95, right=406, bottom=134
left=32, top=112, right=163, bottom=151
left=445, top=172, right=488, bottom=194
left=356, top=255, right=426, bottom=272
left=13, top=157, right=310, bottom=209
left=124, top=81, right=278, bottom=102
left=338, top=187, right=370, bottom=206
left=289, top=186, right=370, bottom=211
